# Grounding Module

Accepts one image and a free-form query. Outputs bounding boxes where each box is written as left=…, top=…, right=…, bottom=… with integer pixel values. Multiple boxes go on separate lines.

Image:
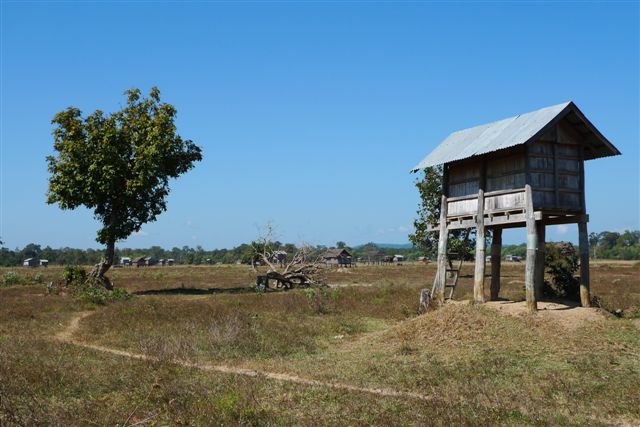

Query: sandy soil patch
left=481, top=300, right=606, bottom=330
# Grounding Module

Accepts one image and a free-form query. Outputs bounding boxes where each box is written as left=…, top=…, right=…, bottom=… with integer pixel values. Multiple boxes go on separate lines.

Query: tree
left=408, top=166, right=443, bottom=256
left=46, top=87, right=202, bottom=289
left=598, top=231, right=620, bottom=251
left=359, top=242, right=381, bottom=261
left=409, top=166, right=476, bottom=259
left=588, top=232, right=600, bottom=259
left=336, top=241, right=346, bottom=249
left=20, top=243, right=42, bottom=259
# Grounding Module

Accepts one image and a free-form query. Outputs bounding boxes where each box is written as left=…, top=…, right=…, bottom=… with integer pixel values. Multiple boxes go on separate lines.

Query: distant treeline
left=1, top=230, right=638, bottom=267
left=486, top=230, right=640, bottom=261
left=0, top=242, right=424, bottom=267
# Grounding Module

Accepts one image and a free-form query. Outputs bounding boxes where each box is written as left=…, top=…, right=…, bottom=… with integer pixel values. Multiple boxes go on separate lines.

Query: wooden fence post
left=535, top=222, right=546, bottom=300
left=474, top=189, right=486, bottom=303
left=578, top=221, right=591, bottom=307
left=434, top=195, right=449, bottom=304
left=524, top=184, right=538, bottom=313
left=490, top=227, right=502, bottom=301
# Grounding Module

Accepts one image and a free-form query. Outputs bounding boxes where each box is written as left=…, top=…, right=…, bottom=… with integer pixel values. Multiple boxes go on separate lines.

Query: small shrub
left=373, top=285, right=392, bottom=305
left=543, top=242, right=580, bottom=300
left=33, top=273, right=45, bottom=284
left=154, top=271, right=164, bottom=281
left=73, top=284, right=133, bottom=305
left=2, top=271, right=22, bottom=286
left=303, top=287, right=331, bottom=314
left=62, top=265, right=129, bottom=304
left=216, top=390, right=240, bottom=415
left=62, top=265, right=87, bottom=286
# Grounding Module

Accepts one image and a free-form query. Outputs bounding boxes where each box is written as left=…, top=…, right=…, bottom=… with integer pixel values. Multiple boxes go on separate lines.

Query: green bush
left=33, top=273, right=45, bottom=284
left=543, top=242, right=580, bottom=300
left=73, top=283, right=133, bottom=305
left=61, top=265, right=131, bottom=305
left=62, top=265, right=87, bottom=286
left=2, top=271, right=22, bottom=286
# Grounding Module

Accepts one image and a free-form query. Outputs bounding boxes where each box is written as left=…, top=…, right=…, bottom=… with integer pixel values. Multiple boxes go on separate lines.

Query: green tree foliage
left=46, top=87, right=202, bottom=288
left=408, top=166, right=441, bottom=256
left=589, top=230, right=640, bottom=260
left=1, top=231, right=637, bottom=268
left=409, top=166, right=475, bottom=259
left=542, top=242, right=580, bottom=300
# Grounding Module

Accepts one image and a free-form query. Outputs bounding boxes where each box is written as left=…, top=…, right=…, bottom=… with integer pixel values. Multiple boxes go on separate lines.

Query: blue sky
left=1, top=1, right=638, bottom=250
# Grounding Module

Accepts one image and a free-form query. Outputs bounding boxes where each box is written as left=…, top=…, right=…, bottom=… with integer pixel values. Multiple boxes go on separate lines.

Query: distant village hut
left=272, top=250, right=287, bottom=266
left=146, top=257, right=158, bottom=267
left=166, top=258, right=175, bottom=266
left=120, top=257, right=132, bottom=267
left=23, top=258, right=38, bottom=267
left=39, top=259, right=49, bottom=268
left=323, top=248, right=352, bottom=267
left=412, top=102, right=620, bottom=312
left=133, top=256, right=147, bottom=267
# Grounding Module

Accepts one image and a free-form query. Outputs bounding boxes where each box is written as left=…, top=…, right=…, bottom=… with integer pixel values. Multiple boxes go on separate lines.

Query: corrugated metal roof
left=411, top=102, right=620, bottom=171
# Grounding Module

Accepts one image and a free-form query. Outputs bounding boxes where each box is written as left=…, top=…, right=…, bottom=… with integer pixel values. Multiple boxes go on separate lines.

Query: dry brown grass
left=1, top=262, right=639, bottom=425
left=3, top=260, right=638, bottom=310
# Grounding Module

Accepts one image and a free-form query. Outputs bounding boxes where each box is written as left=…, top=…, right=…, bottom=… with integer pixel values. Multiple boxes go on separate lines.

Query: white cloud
left=131, top=230, right=149, bottom=237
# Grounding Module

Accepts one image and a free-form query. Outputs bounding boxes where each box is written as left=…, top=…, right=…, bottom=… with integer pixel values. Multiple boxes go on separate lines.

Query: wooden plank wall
left=529, top=121, right=584, bottom=211
left=448, top=161, right=481, bottom=198
left=448, top=151, right=527, bottom=198
left=486, top=153, right=526, bottom=192
left=447, top=150, right=527, bottom=217
left=448, top=198, right=478, bottom=217
left=444, top=118, right=586, bottom=218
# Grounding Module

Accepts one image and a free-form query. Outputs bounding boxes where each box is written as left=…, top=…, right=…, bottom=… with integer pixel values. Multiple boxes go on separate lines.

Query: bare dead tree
left=252, top=224, right=326, bottom=290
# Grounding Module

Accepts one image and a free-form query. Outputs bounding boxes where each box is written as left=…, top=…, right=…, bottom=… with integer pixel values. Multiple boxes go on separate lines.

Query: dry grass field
left=1, top=262, right=639, bottom=425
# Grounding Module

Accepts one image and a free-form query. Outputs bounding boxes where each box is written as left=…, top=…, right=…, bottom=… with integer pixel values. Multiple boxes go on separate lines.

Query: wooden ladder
left=431, top=252, right=463, bottom=300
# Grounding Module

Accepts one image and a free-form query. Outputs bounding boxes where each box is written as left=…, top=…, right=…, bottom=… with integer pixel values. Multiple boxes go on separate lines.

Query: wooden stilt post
left=535, top=222, right=546, bottom=300
left=490, top=227, right=502, bottom=301
left=473, top=189, right=486, bottom=303
left=434, top=195, right=449, bottom=304
left=578, top=221, right=591, bottom=307
left=524, top=184, right=538, bottom=313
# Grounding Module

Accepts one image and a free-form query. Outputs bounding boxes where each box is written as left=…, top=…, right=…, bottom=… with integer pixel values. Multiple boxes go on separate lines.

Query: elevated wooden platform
left=427, top=187, right=588, bottom=231
left=430, top=185, right=590, bottom=314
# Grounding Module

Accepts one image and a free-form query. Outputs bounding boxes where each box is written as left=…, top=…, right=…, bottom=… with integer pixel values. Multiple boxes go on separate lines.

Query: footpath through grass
left=1, top=263, right=639, bottom=425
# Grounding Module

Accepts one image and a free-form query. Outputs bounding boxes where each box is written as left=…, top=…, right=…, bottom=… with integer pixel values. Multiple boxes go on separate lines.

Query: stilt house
left=323, top=248, right=353, bottom=267
left=412, top=102, right=621, bottom=312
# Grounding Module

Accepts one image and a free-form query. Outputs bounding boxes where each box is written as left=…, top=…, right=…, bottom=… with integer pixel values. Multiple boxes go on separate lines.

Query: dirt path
left=55, top=311, right=435, bottom=402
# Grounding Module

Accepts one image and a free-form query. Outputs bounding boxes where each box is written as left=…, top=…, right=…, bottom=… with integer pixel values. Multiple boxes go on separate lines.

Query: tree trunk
left=524, top=185, right=538, bottom=313
left=490, top=227, right=502, bottom=301
left=89, top=240, right=115, bottom=290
